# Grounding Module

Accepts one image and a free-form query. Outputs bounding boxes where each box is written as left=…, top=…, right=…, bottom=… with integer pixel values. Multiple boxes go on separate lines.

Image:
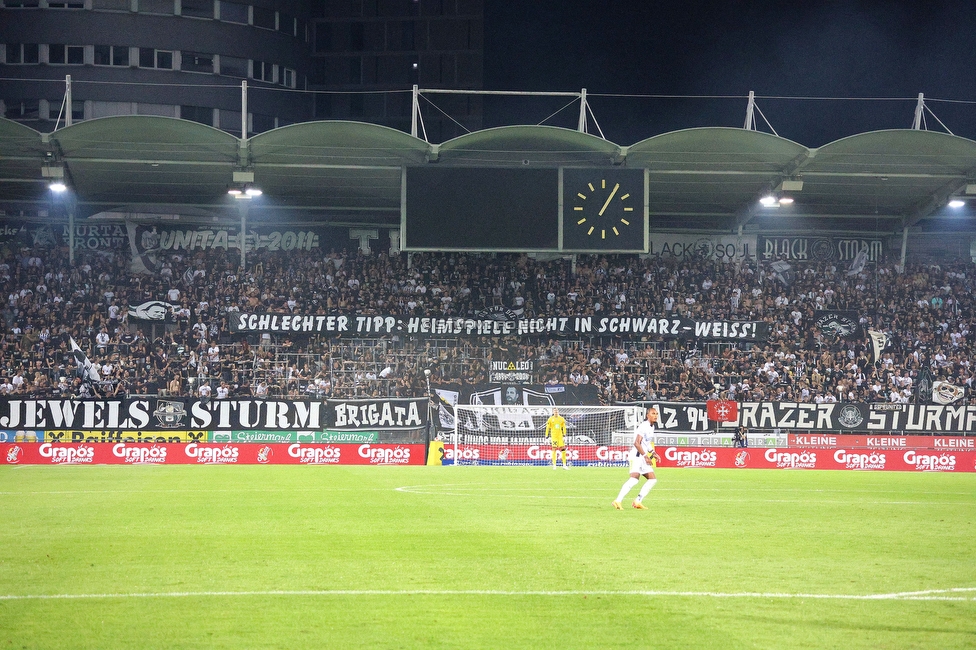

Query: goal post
left=450, top=404, right=643, bottom=466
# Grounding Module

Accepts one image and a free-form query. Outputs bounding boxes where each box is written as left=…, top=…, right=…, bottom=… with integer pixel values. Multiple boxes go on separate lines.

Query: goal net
left=450, top=405, right=643, bottom=466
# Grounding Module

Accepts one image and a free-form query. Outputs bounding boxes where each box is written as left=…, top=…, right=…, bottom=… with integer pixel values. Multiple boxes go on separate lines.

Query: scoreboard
left=403, top=167, right=648, bottom=252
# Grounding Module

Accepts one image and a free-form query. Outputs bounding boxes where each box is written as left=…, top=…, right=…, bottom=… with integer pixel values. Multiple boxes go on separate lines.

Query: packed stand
left=0, top=239, right=972, bottom=404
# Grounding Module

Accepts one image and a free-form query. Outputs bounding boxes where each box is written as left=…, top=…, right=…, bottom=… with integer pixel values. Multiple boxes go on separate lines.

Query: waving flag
left=707, top=400, right=738, bottom=422
left=69, top=337, right=101, bottom=383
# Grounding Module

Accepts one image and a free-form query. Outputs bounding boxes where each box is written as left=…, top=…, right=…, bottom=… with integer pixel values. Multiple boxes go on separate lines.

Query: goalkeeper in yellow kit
left=545, top=408, right=569, bottom=470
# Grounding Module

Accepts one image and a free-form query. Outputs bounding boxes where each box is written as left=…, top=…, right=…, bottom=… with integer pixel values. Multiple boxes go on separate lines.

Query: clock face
left=562, top=169, right=644, bottom=251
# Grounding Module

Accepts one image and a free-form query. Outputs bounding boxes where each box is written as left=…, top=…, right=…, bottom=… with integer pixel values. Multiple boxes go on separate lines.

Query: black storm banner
left=757, top=236, right=885, bottom=262
left=229, top=313, right=771, bottom=341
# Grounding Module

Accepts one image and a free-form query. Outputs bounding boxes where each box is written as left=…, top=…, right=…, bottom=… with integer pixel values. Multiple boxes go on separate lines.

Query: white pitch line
left=1, top=588, right=975, bottom=602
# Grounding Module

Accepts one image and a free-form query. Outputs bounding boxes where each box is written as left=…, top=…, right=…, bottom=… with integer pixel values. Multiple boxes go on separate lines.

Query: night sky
left=482, top=1, right=976, bottom=146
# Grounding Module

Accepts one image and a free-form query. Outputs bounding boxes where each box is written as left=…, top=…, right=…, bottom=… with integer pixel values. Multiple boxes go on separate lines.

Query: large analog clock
left=562, top=168, right=645, bottom=251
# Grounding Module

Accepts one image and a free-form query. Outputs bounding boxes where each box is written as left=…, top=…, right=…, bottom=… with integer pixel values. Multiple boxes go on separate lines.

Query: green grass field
left=1, top=465, right=974, bottom=649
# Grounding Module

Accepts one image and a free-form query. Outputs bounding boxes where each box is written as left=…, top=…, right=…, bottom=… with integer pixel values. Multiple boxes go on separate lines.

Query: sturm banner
left=632, top=401, right=976, bottom=434
left=230, top=313, right=770, bottom=341
left=0, top=398, right=426, bottom=433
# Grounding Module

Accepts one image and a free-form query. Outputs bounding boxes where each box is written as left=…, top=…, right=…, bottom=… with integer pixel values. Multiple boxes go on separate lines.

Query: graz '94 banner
left=632, top=401, right=976, bottom=434
left=229, top=313, right=770, bottom=341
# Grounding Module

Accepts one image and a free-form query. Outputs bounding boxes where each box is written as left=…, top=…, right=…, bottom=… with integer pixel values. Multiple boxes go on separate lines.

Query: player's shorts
left=628, top=448, right=654, bottom=475
left=549, top=436, right=565, bottom=449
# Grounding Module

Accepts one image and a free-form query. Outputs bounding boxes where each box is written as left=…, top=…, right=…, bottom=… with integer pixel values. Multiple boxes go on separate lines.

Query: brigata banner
left=0, top=443, right=425, bottom=465
left=229, top=313, right=770, bottom=341
left=327, top=399, right=427, bottom=431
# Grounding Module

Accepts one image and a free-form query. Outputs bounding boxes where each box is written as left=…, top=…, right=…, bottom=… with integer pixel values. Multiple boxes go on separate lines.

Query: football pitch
left=1, top=465, right=974, bottom=649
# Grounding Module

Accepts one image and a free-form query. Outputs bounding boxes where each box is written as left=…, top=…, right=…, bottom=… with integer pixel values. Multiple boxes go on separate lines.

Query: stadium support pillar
left=900, top=226, right=908, bottom=268
left=411, top=85, right=419, bottom=138
left=743, top=91, right=755, bottom=130
left=239, top=203, right=248, bottom=269
left=68, top=206, right=74, bottom=266
left=65, top=75, right=72, bottom=128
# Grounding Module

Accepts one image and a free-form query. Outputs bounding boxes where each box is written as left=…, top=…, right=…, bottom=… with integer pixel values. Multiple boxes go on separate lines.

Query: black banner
left=229, top=312, right=770, bottom=341
left=813, top=310, right=862, bottom=341
left=758, top=236, right=885, bottom=262
left=631, top=401, right=976, bottom=434
left=0, top=397, right=425, bottom=432
left=327, top=398, right=427, bottom=431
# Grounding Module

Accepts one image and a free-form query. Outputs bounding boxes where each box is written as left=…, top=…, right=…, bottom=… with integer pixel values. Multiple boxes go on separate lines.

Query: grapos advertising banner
left=230, top=313, right=770, bottom=341
left=439, top=444, right=976, bottom=472
left=0, top=443, right=426, bottom=465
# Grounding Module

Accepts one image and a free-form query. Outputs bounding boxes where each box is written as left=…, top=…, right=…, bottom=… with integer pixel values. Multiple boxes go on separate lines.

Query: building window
left=91, top=0, right=131, bottom=11
left=182, top=51, right=214, bottom=73
left=180, top=0, right=213, bottom=18
left=180, top=105, right=213, bottom=126
left=4, top=100, right=40, bottom=120
left=138, top=0, right=174, bottom=15
left=48, top=44, right=84, bottom=65
left=251, top=113, right=274, bottom=133
left=252, top=60, right=274, bottom=83
left=350, top=23, right=364, bottom=51
left=218, top=55, right=247, bottom=77
left=280, top=67, right=295, bottom=88
left=314, top=24, right=331, bottom=53
left=139, top=48, right=173, bottom=69
left=279, top=12, right=295, bottom=36
left=253, top=6, right=275, bottom=30
left=2, top=0, right=40, bottom=6
left=47, top=1, right=85, bottom=7
left=94, top=45, right=129, bottom=67
left=5, top=44, right=39, bottom=64
left=219, top=0, right=248, bottom=24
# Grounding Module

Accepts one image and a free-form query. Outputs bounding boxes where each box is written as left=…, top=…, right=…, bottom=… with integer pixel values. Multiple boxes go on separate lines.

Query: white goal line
left=2, top=588, right=974, bottom=602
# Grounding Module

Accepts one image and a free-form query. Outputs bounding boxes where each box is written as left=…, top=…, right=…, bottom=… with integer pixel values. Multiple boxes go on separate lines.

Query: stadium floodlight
left=227, top=187, right=243, bottom=196
left=759, top=195, right=778, bottom=207
left=948, top=199, right=965, bottom=208
left=244, top=186, right=262, bottom=197
left=778, top=196, right=794, bottom=205
left=49, top=182, right=67, bottom=193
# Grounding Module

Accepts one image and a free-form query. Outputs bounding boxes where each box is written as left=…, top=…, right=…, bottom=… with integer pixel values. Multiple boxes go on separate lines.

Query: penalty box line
left=2, top=588, right=975, bottom=602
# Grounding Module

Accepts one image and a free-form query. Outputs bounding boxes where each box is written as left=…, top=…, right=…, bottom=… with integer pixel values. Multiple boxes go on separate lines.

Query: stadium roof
left=2, top=115, right=976, bottom=236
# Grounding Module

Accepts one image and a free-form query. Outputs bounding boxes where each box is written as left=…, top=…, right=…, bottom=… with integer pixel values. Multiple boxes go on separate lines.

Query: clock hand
left=598, top=183, right=620, bottom=216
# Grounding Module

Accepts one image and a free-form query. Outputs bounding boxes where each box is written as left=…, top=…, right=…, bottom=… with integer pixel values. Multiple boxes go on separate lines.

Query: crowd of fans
left=1, top=233, right=973, bottom=406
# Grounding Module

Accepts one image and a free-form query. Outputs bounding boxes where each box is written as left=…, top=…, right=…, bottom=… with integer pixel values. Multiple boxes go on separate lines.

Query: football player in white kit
left=613, top=407, right=660, bottom=510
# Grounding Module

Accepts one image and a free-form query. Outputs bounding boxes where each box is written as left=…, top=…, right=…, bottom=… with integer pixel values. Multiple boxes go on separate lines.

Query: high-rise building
left=309, top=0, right=483, bottom=141
left=0, top=0, right=484, bottom=140
left=0, top=0, right=313, bottom=134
